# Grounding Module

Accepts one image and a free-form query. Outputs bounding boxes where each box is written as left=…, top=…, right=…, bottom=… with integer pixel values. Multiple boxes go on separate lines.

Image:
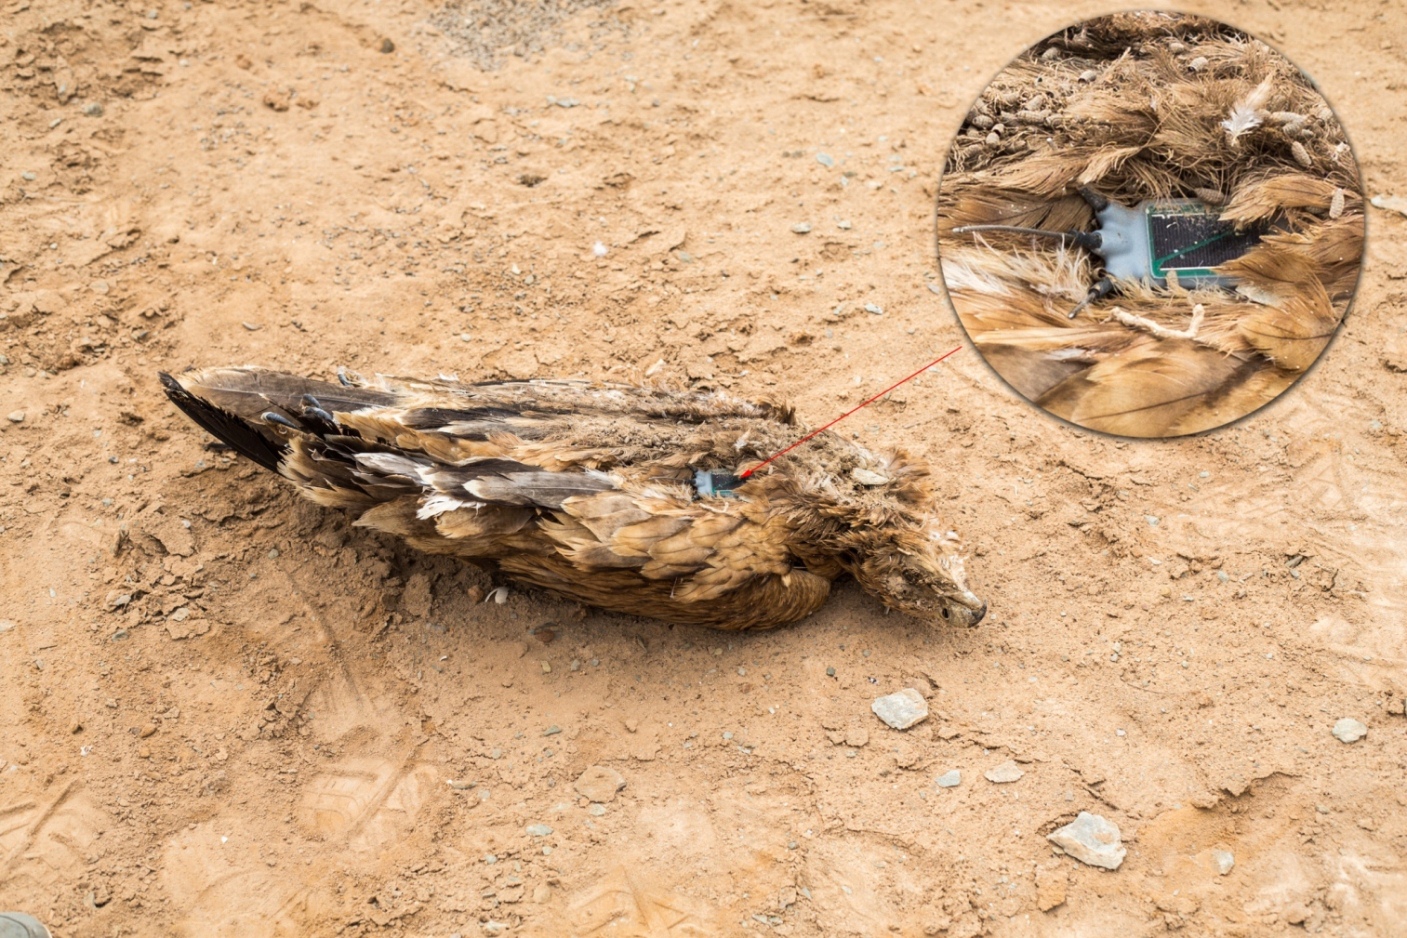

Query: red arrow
left=739, top=344, right=964, bottom=478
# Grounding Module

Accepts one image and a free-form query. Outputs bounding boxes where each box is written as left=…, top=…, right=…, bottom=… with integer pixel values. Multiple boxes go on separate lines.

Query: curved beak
left=945, top=590, right=987, bottom=628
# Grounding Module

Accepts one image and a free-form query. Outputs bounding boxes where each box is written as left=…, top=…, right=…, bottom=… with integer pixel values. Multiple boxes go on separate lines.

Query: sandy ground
left=1, top=1, right=1406, bottom=936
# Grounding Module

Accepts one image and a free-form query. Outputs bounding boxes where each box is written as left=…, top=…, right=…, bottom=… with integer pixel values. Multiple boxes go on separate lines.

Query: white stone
left=1212, top=849, right=1234, bottom=875
left=936, top=770, right=961, bottom=788
left=1332, top=718, right=1367, bottom=743
left=851, top=468, right=890, bottom=486
left=871, top=688, right=928, bottom=730
left=1048, top=812, right=1125, bottom=870
left=984, top=760, right=1024, bottom=784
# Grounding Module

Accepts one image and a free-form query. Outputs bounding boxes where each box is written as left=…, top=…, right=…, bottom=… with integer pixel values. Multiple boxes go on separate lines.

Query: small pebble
left=871, top=688, right=929, bottom=730
left=6, top=411, right=24, bottom=423
left=936, top=770, right=961, bottom=788
left=525, top=823, right=553, bottom=837
left=984, top=760, right=1024, bottom=784
left=1370, top=194, right=1407, bottom=216
left=816, top=153, right=835, bottom=168
left=1048, top=812, right=1125, bottom=870
left=791, top=223, right=812, bottom=234
left=864, top=303, right=883, bottom=315
left=1212, top=848, right=1235, bottom=875
left=82, top=102, right=105, bottom=116
left=1332, top=718, right=1367, bottom=743
left=575, top=765, right=626, bottom=803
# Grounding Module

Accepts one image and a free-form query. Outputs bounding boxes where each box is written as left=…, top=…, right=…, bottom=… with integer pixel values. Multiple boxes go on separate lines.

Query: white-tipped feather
left=417, top=493, right=480, bottom=519
left=1222, top=77, right=1273, bottom=143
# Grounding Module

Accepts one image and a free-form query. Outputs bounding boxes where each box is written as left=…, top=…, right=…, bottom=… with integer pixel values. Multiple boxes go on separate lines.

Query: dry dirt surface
left=1, top=2, right=1405, bottom=936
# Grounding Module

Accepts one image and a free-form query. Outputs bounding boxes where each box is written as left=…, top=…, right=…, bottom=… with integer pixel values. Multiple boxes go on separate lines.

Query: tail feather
left=166, top=367, right=397, bottom=421
left=160, top=367, right=620, bottom=512
left=159, top=367, right=398, bottom=475
left=159, top=371, right=286, bottom=473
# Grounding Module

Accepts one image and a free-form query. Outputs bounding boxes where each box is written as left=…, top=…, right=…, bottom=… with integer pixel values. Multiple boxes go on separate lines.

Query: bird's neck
left=777, top=500, right=864, bottom=581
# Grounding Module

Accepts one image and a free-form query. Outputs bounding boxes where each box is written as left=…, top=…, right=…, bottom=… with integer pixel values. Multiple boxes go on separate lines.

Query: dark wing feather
left=159, top=372, right=285, bottom=472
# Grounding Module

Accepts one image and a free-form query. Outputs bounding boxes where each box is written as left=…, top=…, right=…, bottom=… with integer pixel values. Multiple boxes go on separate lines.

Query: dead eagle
left=160, top=367, right=985, bottom=631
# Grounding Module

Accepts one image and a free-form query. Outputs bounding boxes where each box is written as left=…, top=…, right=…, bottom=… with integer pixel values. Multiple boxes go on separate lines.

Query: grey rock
left=791, top=222, right=813, bottom=234
left=871, top=688, right=928, bottom=730
left=1332, top=718, right=1367, bottom=743
left=1212, top=848, right=1234, bottom=875
left=1048, top=812, right=1126, bottom=870
left=524, top=823, right=553, bottom=837
left=0, top=911, right=50, bottom=938
left=574, top=765, right=626, bottom=803
left=936, top=770, right=961, bottom=788
left=984, top=760, right=1024, bottom=784
left=816, top=153, right=835, bottom=168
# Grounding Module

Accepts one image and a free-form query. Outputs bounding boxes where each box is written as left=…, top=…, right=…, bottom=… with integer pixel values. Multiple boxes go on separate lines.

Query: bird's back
left=161, top=367, right=850, bottom=629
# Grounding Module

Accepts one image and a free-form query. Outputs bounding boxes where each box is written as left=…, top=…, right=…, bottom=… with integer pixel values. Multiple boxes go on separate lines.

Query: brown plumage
left=938, top=11, right=1364, bottom=437
left=160, top=367, right=985, bottom=631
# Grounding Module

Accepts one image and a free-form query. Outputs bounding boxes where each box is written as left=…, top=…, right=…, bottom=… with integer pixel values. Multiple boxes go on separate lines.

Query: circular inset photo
left=936, top=11, right=1364, bottom=438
